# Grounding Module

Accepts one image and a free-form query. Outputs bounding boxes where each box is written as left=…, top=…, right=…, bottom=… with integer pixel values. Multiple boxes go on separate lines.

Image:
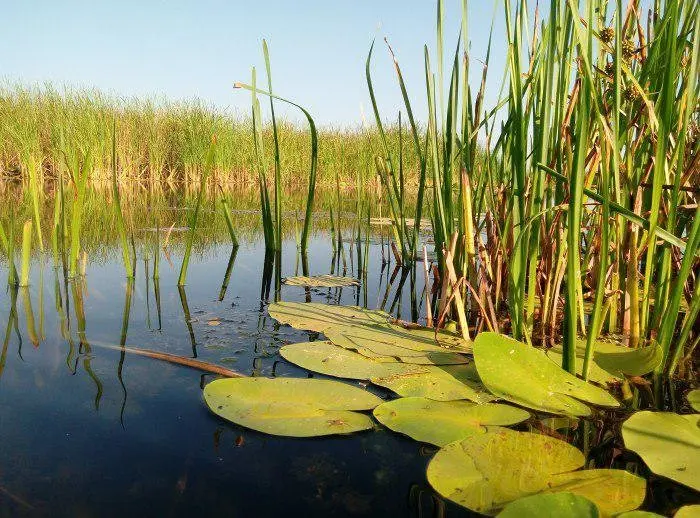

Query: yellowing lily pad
left=687, top=389, right=700, bottom=412
left=269, top=302, right=468, bottom=365
left=325, top=323, right=470, bottom=365
left=617, top=512, right=665, bottom=517
left=622, top=411, right=700, bottom=491
left=280, top=341, right=492, bottom=403
left=427, top=428, right=645, bottom=515
left=675, top=505, right=700, bottom=518
left=203, top=377, right=382, bottom=437
left=473, top=332, right=619, bottom=416
left=546, top=340, right=662, bottom=385
left=373, top=397, right=529, bottom=446
left=497, top=492, right=600, bottom=517
left=283, top=275, right=359, bottom=287
left=268, top=301, right=390, bottom=333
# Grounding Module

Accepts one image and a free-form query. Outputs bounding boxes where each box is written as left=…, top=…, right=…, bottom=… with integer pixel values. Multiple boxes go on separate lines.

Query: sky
left=1, top=1, right=508, bottom=127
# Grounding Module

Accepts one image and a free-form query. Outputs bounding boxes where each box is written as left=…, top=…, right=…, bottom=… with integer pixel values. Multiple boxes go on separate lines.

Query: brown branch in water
left=0, top=485, right=34, bottom=510
left=90, top=341, right=243, bottom=378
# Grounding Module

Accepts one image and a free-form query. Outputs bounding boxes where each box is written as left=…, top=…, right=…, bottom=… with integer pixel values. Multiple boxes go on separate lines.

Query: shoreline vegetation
left=1, top=0, right=698, bottom=380
left=0, top=83, right=426, bottom=187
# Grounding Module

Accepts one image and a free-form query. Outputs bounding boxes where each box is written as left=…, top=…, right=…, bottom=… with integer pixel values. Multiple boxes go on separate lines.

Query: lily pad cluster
left=201, top=302, right=695, bottom=515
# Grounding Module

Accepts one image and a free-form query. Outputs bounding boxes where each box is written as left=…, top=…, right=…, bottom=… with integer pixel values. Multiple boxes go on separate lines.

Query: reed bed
left=368, top=0, right=699, bottom=380
left=0, top=83, right=421, bottom=187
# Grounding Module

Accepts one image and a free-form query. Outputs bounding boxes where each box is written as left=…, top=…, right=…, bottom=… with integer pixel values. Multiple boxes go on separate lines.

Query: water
left=0, top=186, right=696, bottom=517
left=0, top=190, right=476, bottom=517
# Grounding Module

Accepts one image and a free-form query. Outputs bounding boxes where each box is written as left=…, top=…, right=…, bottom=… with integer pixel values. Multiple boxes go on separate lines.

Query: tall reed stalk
left=111, top=120, right=134, bottom=278
left=178, top=137, right=217, bottom=286
left=19, top=220, right=32, bottom=287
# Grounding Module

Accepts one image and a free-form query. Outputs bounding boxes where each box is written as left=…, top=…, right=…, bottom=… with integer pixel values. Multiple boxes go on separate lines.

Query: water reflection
left=0, top=186, right=468, bottom=518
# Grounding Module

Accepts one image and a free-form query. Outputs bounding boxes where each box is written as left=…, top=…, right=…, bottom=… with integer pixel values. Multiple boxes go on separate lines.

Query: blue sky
left=1, top=1, right=507, bottom=127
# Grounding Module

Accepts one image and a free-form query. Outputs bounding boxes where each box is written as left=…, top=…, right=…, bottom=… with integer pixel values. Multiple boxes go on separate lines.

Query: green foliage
left=497, top=493, right=600, bottom=518
left=0, top=83, right=419, bottom=187
left=622, top=411, right=700, bottom=491
left=373, top=397, right=529, bottom=446
left=427, top=428, right=646, bottom=515
left=203, top=377, right=381, bottom=437
left=473, top=332, right=619, bottom=416
left=280, top=341, right=491, bottom=402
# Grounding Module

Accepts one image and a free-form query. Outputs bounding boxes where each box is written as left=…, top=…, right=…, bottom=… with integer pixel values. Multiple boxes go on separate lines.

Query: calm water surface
left=0, top=192, right=472, bottom=517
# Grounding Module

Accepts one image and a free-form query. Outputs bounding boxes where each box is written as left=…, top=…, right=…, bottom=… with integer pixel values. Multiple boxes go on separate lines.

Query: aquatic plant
left=0, top=83, right=420, bottom=187
left=203, top=377, right=382, bottom=437
left=177, top=137, right=216, bottom=286
left=365, top=0, right=699, bottom=381
left=235, top=40, right=319, bottom=253
left=19, top=220, right=32, bottom=287
left=110, top=120, right=134, bottom=278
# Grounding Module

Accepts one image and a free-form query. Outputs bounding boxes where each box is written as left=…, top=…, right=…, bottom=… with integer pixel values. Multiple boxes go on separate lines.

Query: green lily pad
left=675, top=505, right=700, bottom=518
left=546, top=340, right=662, bottom=385
left=283, top=275, right=359, bottom=287
left=473, top=332, right=619, bottom=416
left=687, top=389, right=700, bottom=412
left=617, top=512, right=665, bottom=517
left=269, top=301, right=468, bottom=365
left=622, top=411, right=700, bottom=491
left=268, top=301, right=390, bottom=333
left=427, top=428, right=645, bottom=515
left=497, top=492, right=600, bottom=517
left=280, top=341, right=493, bottom=403
left=373, top=397, right=529, bottom=446
left=203, top=377, right=382, bottom=437
left=325, top=323, right=470, bottom=365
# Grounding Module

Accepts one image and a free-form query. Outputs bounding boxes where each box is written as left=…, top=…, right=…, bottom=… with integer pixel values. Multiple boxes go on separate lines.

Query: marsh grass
left=0, top=83, right=420, bottom=188
left=367, top=0, right=699, bottom=380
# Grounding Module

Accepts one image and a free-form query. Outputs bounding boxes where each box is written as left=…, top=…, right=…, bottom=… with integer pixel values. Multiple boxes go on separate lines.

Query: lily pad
left=283, top=275, right=359, bottom=287
left=269, top=302, right=468, bottom=365
left=203, top=377, right=382, bottom=437
left=325, top=323, right=470, bottom=365
left=473, top=332, right=619, bottom=416
left=546, top=340, right=662, bottom=385
left=497, top=492, right=599, bottom=517
left=687, top=389, right=700, bottom=412
left=617, top=512, right=665, bottom=517
left=427, top=428, right=646, bottom=515
left=268, top=301, right=390, bottom=333
left=622, top=411, right=700, bottom=491
left=280, top=341, right=492, bottom=403
left=675, top=505, right=700, bottom=518
left=373, top=397, right=529, bottom=446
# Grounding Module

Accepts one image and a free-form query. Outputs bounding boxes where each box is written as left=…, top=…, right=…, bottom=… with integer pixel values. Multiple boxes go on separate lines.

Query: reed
left=236, top=41, right=319, bottom=253
left=111, top=120, right=134, bottom=278
left=0, top=83, right=421, bottom=188
left=368, top=0, right=699, bottom=380
left=63, top=143, right=92, bottom=278
left=19, top=220, right=32, bottom=287
left=177, top=137, right=217, bottom=286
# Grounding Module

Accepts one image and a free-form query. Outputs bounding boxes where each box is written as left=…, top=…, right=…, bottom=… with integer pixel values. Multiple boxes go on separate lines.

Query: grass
left=0, top=82, right=421, bottom=188
left=367, top=0, right=699, bottom=380
left=0, top=0, right=697, bottom=383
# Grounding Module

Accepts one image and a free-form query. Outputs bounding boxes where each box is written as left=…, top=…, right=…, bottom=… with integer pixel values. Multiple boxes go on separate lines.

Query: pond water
left=0, top=186, right=696, bottom=517
left=0, top=187, right=477, bottom=518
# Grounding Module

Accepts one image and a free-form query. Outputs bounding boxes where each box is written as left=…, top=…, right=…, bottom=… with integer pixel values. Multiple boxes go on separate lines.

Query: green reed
left=236, top=41, right=319, bottom=253
left=368, top=0, right=699, bottom=380
left=178, top=137, right=216, bottom=286
left=0, top=83, right=419, bottom=188
left=19, top=220, right=32, bottom=287
left=111, top=120, right=134, bottom=278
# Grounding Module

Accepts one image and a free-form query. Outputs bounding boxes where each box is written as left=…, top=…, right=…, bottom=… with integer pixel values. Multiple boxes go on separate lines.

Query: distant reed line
left=0, top=83, right=423, bottom=186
